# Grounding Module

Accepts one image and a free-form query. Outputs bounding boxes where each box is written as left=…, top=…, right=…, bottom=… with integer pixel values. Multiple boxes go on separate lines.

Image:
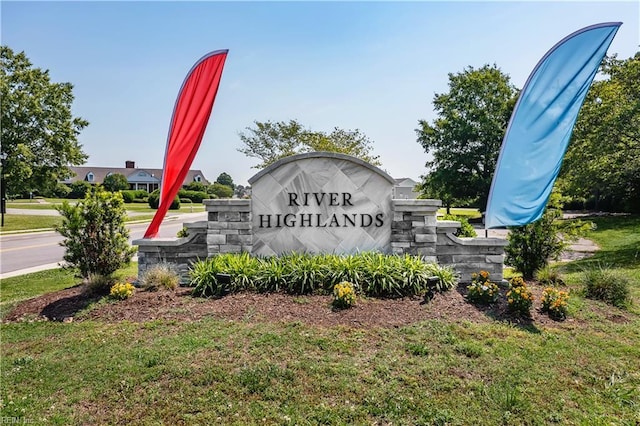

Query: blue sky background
left=2, top=1, right=639, bottom=186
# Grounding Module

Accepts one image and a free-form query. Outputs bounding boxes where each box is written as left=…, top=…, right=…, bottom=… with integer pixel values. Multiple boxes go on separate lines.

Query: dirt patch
left=4, top=281, right=600, bottom=330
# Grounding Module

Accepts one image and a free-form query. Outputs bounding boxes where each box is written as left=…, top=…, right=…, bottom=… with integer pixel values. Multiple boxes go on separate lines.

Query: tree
left=215, top=172, right=234, bottom=189
left=183, top=181, right=207, bottom=192
left=238, top=120, right=381, bottom=169
left=416, top=64, right=518, bottom=211
left=1, top=46, right=88, bottom=197
left=560, top=52, right=640, bottom=212
left=102, top=173, right=129, bottom=192
left=68, top=181, right=92, bottom=199
left=208, top=182, right=234, bottom=199
left=55, top=188, right=136, bottom=280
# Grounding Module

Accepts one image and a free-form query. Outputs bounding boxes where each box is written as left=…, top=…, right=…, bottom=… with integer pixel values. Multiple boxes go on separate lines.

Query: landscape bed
left=1, top=215, right=639, bottom=424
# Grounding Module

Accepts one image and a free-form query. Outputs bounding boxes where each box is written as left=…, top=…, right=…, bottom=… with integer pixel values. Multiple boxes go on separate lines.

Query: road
left=0, top=212, right=206, bottom=278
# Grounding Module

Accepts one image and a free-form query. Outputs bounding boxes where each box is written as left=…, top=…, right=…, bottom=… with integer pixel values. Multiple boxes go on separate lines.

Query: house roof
left=64, top=166, right=210, bottom=186
left=394, top=177, right=418, bottom=187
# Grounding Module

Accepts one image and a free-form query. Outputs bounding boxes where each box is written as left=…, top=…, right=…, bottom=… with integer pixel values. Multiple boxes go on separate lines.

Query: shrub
left=148, top=189, right=180, bottom=210
left=442, top=214, right=477, bottom=237
left=178, top=189, right=209, bottom=203
left=120, top=190, right=148, bottom=203
left=505, top=192, right=592, bottom=279
left=102, top=173, right=129, bottom=192
left=541, top=287, right=569, bottom=320
left=51, top=182, right=71, bottom=198
left=190, top=253, right=260, bottom=297
left=534, top=266, right=565, bottom=286
left=139, top=263, right=180, bottom=291
left=189, top=252, right=458, bottom=299
left=581, top=266, right=631, bottom=308
left=506, top=277, right=534, bottom=317
left=55, top=188, right=136, bottom=279
left=466, top=271, right=500, bottom=304
left=177, top=227, right=189, bottom=238
left=68, top=181, right=93, bottom=199
left=109, top=282, right=135, bottom=300
left=86, top=273, right=115, bottom=295
left=333, top=281, right=356, bottom=309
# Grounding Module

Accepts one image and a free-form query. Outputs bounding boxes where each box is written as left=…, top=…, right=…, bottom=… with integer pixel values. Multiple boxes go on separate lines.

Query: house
left=64, top=161, right=209, bottom=192
left=393, top=178, right=420, bottom=199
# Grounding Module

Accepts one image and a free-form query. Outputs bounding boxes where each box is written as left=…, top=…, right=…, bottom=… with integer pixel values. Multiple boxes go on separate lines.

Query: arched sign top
left=248, top=152, right=395, bottom=185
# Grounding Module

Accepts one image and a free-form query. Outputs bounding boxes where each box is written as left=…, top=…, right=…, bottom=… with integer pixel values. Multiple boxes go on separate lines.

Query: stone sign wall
left=249, top=152, right=394, bottom=256
left=134, top=152, right=508, bottom=282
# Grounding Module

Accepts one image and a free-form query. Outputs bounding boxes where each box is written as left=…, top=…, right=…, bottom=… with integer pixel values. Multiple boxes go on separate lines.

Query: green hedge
left=178, top=189, right=209, bottom=203
left=121, top=190, right=148, bottom=203
left=147, top=189, right=180, bottom=210
left=189, top=252, right=458, bottom=298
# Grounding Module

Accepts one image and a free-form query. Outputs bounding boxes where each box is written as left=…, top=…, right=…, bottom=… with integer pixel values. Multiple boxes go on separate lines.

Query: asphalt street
left=0, top=212, right=207, bottom=278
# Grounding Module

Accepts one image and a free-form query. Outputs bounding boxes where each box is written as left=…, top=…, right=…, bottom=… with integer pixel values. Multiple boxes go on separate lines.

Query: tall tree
left=1, top=46, right=88, bottom=197
left=416, top=64, right=518, bottom=211
left=102, top=173, right=129, bottom=192
left=560, top=52, right=640, bottom=212
left=238, top=120, right=380, bottom=169
left=215, top=172, right=234, bottom=189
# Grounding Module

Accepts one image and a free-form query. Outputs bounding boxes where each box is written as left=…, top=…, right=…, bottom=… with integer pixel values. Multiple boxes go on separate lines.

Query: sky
left=2, top=1, right=639, bottom=187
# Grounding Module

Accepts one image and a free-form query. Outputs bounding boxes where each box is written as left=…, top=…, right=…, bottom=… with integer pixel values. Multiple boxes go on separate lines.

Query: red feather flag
left=144, top=50, right=228, bottom=238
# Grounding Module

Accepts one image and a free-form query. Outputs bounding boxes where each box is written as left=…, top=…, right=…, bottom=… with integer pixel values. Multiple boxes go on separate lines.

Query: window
left=87, top=172, right=94, bottom=182
left=194, top=175, right=202, bottom=182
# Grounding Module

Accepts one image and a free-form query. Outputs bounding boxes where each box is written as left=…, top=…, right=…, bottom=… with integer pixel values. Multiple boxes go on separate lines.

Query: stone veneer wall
left=389, top=199, right=507, bottom=281
left=135, top=220, right=208, bottom=283
left=135, top=198, right=507, bottom=283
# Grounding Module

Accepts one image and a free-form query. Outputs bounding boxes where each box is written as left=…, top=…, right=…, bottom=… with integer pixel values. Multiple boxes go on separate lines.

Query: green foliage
left=190, top=253, right=260, bottom=297
left=441, top=214, right=477, bottom=237
left=506, top=277, right=534, bottom=317
left=416, top=64, right=518, bottom=210
left=215, top=172, right=234, bottom=189
left=49, top=182, right=71, bottom=198
left=332, top=281, right=356, bottom=309
left=506, top=193, right=592, bottom=280
left=0, top=46, right=88, bottom=197
left=177, top=189, right=209, bottom=203
left=561, top=52, right=640, bottom=212
left=466, top=270, right=500, bottom=304
left=55, top=188, right=136, bottom=279
left=190, top=252, right=458, bottom=298
left=183, top=181, right=207, bottom=192
left=207, top=182, right=234, bottom=199
left=68, top=180, right=92, bottom=199
left=109, top=282, right=135, bottom=300
left=581, top=265, right=631, bottom=308
left=86, top=273, right=115, bottom=295
left=102, top=173, right=129, bottom=192
left=139, top=263, right=180, bottom=291
left=534, top=265, right=565, bottom=286
left=238, top=119, right=381, bottom=169
left=147, top=189, right=180, bottom=210
left=120, top=189, right=148, bottom=203
left=176, top=227, right=189, bottom=238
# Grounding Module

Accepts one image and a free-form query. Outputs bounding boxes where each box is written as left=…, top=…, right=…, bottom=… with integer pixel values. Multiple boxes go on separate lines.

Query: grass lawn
left=437, top=207, right=482, bottom=219
left=0, top=214, right=62, bottom=232
left=1, top=217, right=638, bottom=424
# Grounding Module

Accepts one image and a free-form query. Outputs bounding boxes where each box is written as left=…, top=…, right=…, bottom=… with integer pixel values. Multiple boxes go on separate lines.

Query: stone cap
left=248, top=151, right=396, bottom=185
left=392, top=199, right=442, bottom=212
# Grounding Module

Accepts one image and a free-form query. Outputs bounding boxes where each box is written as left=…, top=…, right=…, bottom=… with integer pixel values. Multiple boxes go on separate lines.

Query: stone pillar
left=205, top=199, right=252, bottom=256
left=390, top=199, right=441, bottom=262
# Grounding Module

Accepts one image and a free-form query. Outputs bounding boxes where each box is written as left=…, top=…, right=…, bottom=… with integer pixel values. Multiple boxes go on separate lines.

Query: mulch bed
left=7, top=280, right=629, bottom=330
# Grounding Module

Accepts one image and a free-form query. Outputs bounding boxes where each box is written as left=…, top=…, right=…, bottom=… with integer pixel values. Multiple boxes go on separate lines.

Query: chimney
left=125, top=161, right=135, bottom=169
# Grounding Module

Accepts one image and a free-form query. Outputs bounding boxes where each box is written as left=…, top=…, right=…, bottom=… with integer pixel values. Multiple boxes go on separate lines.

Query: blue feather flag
left=485, top=22, right=621, bottom=229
